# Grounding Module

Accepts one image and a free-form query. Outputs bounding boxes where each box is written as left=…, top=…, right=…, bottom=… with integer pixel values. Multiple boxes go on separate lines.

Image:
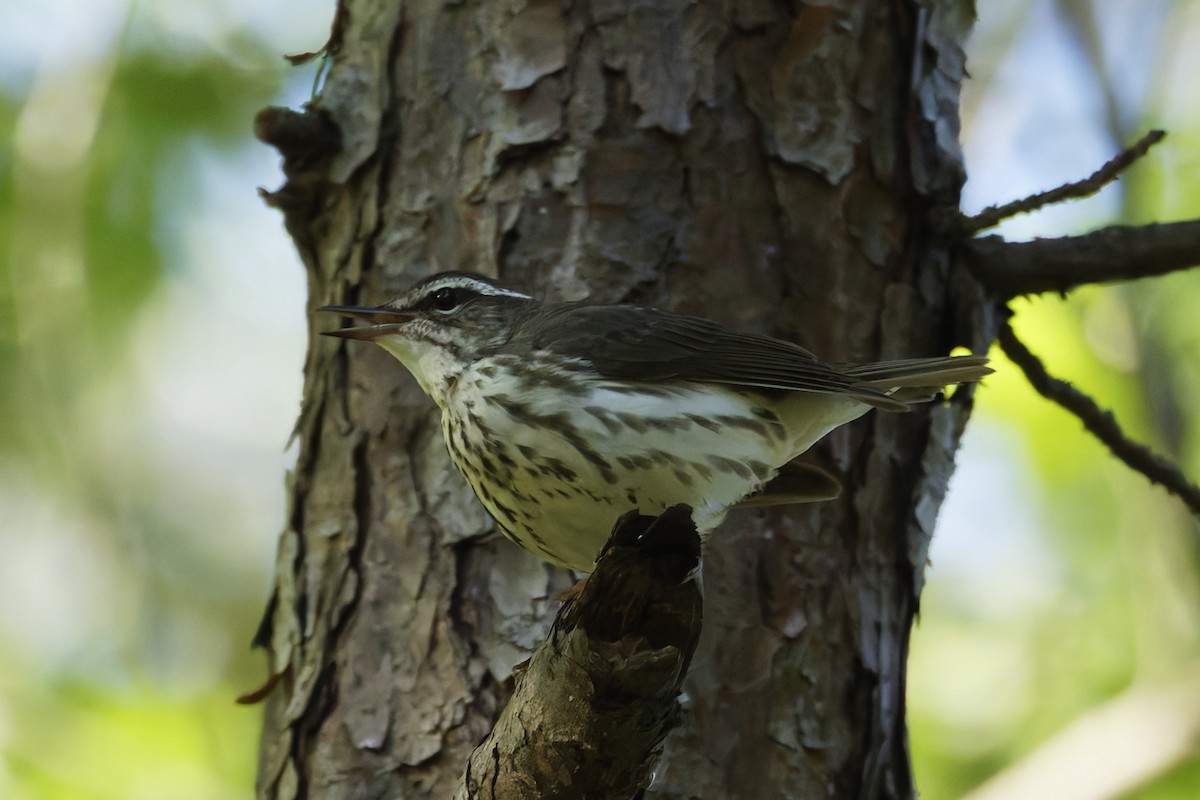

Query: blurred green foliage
left=7, top=680, right=258, bottom=800
left=0, top=4, right=311, bottom=798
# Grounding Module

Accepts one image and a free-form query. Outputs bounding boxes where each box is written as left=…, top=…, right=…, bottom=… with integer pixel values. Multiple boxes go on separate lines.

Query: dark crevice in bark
left=496, top=138, right=564, bottom=170
left=285, top=394, right=325, bottom=653
left=250, top=592, right=278, bottom=651
left=293, top=660, right=342, bottom=799
left=332, top=437, right=370, bottom=637
left=497, top=225, right=521, bottom=277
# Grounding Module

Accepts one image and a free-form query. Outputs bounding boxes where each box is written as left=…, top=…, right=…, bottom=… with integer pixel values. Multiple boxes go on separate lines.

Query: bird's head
left=321, top=272, right=537, bottom=404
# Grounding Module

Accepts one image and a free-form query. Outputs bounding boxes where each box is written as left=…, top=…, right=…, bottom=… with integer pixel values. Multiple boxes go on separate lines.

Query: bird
left=321, top=272, right=990, bottom=572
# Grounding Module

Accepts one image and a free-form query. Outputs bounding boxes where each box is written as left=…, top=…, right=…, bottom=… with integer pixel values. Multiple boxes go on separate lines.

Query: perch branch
left=963, top=219, right=1200, bottom=298
left=964, top=130, right=1165, bottom=234
left=455, top=506, right=704, bottom=800
left=998, top=323, right=1200, bottom=516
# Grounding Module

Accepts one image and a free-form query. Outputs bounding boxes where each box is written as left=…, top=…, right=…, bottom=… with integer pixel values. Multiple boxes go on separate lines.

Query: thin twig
left=998, top=322, right=1200, bottom=516
left=965, top=130, right=1165, bottom=234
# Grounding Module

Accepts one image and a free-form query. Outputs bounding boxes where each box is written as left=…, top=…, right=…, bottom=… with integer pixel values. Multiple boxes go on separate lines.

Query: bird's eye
left=430, top=287, right=460, bottom=312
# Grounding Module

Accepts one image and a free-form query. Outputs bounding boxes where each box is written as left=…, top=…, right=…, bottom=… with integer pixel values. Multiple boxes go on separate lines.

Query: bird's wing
left=511, top=304, right=906, bottom=409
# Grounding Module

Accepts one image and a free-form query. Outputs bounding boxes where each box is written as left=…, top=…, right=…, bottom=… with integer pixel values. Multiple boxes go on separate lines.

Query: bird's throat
left=375, top=334, right=464, bottom=408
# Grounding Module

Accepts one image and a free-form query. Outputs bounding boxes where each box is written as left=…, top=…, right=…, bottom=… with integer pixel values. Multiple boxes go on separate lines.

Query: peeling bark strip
left=456, top=506, right=703, bottom=800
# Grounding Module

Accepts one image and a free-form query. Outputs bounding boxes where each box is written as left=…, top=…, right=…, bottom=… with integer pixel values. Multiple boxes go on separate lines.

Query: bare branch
left=998, top=323, right=1200, bottom=516
left=963, top=219, right=1200, bottom=298
left=455, top=506, right=704, bottom=800
left=964, top=130, right=1165, bottom=234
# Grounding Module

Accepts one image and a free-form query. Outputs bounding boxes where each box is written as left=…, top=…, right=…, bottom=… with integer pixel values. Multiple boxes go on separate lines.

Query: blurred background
left=0, top=1, right=1196, bottom=798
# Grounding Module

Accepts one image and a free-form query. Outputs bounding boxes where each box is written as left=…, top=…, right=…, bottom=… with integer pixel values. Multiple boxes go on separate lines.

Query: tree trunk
left=253, top=1, right=984, bottom=797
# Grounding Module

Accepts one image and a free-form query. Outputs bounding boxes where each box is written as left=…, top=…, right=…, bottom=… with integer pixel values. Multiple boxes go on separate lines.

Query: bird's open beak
left=319, top=305, right=414, bottom=340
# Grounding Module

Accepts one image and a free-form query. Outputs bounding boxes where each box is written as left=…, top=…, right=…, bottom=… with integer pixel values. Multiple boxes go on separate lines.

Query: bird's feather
left=733, top=460, right=844, bottom=507
left=510, top=304, right=989, bottom=410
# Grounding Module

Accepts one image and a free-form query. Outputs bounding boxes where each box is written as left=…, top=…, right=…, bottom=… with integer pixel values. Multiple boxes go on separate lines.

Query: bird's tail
left=842, top=355, right=992, bottom=408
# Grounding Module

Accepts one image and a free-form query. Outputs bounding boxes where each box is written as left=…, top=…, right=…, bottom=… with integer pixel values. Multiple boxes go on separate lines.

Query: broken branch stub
left=456, top=505, right=704, bottom=800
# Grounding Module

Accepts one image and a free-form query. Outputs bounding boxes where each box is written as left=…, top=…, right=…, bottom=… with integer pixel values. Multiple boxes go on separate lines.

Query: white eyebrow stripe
left=424, top=275, right=531, bottom=299
left=481, top=286, right=532, bottom=299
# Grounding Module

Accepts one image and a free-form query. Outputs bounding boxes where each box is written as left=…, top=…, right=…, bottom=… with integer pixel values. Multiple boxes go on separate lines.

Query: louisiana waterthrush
left=322, top=272, right=990, bottom=571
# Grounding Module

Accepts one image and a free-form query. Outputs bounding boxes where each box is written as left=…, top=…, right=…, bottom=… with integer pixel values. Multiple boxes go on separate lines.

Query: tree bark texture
left=255, top=1, right=984, bottom=798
